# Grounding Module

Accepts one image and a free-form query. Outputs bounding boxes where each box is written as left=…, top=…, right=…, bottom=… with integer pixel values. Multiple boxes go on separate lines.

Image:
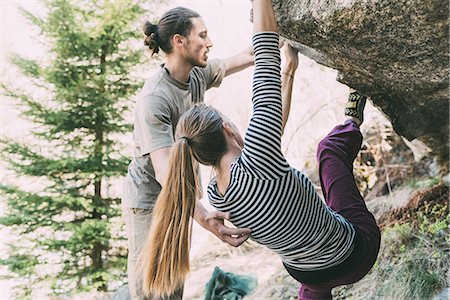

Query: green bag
left=204, top=266, right=258, bottom=300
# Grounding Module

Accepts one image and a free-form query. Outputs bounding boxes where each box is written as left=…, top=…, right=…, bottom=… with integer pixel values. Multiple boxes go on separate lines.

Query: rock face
left=273, top=0, right=449, bottom=166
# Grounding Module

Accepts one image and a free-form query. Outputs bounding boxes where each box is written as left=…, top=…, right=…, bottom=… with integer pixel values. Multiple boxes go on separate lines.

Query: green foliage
left=334, top=205, right=450, bottom=299
left=0, top=0, right=156, bottom=297
left=418, top=202, right=449, bottom=235
left=408, top=176, right=442, bottom=189
left=0, top=253, right=39, bottom=278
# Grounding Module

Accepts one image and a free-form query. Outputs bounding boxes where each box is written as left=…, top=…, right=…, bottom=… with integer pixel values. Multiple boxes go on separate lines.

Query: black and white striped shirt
left=208, top=32, right=355, bottom=271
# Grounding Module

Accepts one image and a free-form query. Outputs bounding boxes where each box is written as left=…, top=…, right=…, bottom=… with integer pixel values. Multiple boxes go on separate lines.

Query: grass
left=334, top=205, right=450, bottom=300
left=408, top=176, right=442, bottom=190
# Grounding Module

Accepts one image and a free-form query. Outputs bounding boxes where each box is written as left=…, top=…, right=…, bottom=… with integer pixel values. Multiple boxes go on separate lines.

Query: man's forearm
left=224, top=46, right=254, bottom=77
left=193, top=200, right=208, bottom=228
left=150, top=147, right=172, bottom=185
left=192, top=200, right=252, bottom=247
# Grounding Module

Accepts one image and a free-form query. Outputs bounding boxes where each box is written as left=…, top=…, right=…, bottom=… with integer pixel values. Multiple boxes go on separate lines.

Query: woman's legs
left=316, top=92, right=379, bottom=236
left=316, top=120, right=374, bottom=226
left=295, top=93, right=380, bottom=300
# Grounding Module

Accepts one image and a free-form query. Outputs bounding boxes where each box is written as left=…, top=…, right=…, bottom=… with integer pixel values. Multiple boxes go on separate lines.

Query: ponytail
left=140, top=138, right=200, bottom=297
left=139, top=103, right=227, bottom=297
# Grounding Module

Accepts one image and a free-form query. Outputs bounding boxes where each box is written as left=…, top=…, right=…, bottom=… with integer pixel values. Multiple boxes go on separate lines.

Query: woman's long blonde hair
left=140, top=104, right=227, bottom=297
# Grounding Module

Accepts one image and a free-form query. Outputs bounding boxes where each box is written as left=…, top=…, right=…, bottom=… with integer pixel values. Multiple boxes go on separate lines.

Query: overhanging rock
left=273, top=0, right=449, bottom=166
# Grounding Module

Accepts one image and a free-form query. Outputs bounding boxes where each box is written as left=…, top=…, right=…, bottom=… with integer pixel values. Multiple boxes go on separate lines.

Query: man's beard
left=186, top=53, right=207, bottom=68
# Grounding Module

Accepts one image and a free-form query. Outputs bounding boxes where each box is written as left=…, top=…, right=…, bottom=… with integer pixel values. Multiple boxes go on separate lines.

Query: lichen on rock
left=274, top=0, right=449, bottom=166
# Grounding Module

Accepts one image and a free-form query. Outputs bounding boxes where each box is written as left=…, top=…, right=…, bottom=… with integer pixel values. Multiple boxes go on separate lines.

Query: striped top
left=207, top=32, right=355, bottom=271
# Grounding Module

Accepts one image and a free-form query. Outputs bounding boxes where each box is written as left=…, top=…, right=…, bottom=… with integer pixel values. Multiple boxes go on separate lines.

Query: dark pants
left=284, top=121, right=381, bottom=300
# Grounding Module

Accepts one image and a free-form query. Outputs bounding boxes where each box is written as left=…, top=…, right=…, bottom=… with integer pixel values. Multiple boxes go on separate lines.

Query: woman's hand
left=281, top=43, right=299, bottom=132
left=283, top=43, right=299, bottom=73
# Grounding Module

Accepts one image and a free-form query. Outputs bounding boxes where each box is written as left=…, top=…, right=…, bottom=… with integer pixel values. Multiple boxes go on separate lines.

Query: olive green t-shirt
left=123, top=59, right=226, bottom=209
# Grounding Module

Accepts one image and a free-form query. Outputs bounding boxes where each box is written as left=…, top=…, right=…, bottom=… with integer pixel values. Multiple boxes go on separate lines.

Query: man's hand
left=203, top=211, right=252, bottom=247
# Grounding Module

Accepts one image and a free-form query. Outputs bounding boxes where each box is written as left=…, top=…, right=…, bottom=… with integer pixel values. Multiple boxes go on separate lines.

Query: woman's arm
left=281, top=44, right=299, bottom=133
left=240, top=0, right=291, bottom=179
left=253, top=0, right=277, bottom=33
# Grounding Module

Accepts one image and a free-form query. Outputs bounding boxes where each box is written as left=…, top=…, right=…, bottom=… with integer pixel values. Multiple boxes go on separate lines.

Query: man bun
left=143, top=21, right=159, bottom=55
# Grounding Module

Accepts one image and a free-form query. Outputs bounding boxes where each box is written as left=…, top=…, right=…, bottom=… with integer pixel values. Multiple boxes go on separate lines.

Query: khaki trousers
left=123, top=207, right=183, bottom=300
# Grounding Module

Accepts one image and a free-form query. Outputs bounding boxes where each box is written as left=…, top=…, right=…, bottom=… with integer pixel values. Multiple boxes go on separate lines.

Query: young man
left=122, top=7, right=253, bottom=300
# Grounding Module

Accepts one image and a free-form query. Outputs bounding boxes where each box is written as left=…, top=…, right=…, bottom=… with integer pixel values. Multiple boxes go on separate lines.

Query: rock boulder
left=273, top=0, right=449, bottom=166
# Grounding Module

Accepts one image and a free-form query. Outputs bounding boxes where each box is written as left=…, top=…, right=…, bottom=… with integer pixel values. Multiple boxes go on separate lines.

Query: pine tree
left=0, top=0, right=157, bottom=297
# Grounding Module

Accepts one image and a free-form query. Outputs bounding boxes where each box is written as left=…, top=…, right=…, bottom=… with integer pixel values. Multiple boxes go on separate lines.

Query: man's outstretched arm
left=223, top=46, right=254, bottom=77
